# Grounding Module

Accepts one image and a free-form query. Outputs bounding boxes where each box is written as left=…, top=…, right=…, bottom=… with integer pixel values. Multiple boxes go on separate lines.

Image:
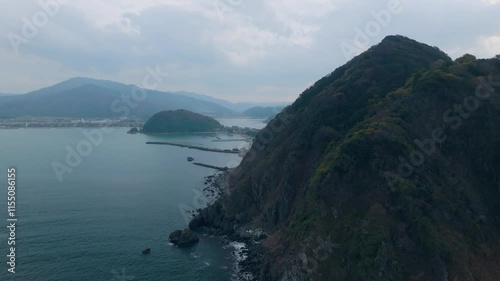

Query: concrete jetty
left=146, top=141, right=240, bottom=154
left=192, top=162, right=228, bottom=171
left=211, top=138, right=250, bottom=142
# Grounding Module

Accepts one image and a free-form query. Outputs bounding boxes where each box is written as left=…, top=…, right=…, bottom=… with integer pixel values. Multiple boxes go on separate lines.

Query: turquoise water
left=0, top=128, right=248, bottom=281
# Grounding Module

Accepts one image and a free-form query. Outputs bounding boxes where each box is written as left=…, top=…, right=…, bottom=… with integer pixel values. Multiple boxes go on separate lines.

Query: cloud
left=478, top=36, right=500, bottom=56
left=447, top=35, right=500, bottom=59
left=481, top=0, right=500, bottom=4
left=64, top=0, right=204, bottom=28
left=0, top=0, right=499, bottom=101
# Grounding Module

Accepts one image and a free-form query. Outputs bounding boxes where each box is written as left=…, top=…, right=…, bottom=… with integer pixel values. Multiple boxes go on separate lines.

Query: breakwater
left=192, top=163, right=228, bottom=171
left=146, top=141, right=240, bottom=154
left=211, top=139, right=250, bottom=142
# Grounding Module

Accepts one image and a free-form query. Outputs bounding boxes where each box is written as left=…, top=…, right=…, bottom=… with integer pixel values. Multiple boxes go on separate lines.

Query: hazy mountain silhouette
left=0, top=77, right=235, bottom=118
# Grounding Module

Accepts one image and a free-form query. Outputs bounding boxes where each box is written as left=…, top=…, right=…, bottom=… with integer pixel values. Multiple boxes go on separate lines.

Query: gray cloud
left=1, top=0, right=499, bottom=101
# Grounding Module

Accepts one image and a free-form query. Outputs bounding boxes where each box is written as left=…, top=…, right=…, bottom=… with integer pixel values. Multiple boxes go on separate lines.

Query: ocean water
left=215, top=118, right=267, bottom=130
left=0, top=127, right=251, bottom=281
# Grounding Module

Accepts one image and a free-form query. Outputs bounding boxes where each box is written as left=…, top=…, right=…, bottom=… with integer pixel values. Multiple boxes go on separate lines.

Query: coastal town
left=0, top=117, right=261, bottom=138
left=0, top=117, right=145, bottom=129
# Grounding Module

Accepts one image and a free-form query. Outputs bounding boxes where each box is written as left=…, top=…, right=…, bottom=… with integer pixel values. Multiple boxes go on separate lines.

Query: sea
left=0, top=118, right=266, bottom=281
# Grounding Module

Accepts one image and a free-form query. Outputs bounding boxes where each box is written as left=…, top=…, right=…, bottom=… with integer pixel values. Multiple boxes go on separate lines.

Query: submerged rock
left=168, top=229, right=200, bottom=247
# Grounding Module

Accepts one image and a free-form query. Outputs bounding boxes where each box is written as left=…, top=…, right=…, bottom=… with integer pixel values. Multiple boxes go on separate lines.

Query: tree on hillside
left=455, top=53, right=477, bottom=64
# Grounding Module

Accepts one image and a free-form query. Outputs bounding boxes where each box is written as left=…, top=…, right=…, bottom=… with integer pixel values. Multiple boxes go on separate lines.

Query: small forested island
left=141, top=109, right=223, bottom=134
left=127, top=127, right=139, bottom=134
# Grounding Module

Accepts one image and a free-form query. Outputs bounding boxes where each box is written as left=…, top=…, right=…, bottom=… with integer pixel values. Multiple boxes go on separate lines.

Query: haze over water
left=0, top=121, right=261, bottom=281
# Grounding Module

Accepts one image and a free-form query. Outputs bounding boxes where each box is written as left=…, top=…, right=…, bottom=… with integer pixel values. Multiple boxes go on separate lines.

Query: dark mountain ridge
left=190, top=36, right=500, bottom=280
left=0, top=77, right=234, bottom=118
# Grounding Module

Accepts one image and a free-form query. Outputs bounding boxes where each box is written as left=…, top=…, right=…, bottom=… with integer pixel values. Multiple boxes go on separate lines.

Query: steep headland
left=190, top=36, right=500, bottom=280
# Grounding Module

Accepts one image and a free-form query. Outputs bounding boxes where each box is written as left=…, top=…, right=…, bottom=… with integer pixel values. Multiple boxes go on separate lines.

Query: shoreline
left=0, top=126, right=132, bottom=129
left=185, top=172, right=256, bottom=280
left=195, top=228, right=265, bottom=281
left=189, top=171, right=265, bottom=281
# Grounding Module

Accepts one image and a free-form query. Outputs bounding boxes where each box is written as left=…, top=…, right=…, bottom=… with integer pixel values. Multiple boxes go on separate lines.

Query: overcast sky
left=1, top=0, right=499, bottom=102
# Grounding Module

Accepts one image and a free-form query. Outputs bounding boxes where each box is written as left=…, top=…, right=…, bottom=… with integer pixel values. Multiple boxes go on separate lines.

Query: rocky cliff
left=191, top=36, right=500, bottom=281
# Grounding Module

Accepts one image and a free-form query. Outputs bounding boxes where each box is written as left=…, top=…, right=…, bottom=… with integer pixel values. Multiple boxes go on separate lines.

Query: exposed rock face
left=191, top=36, right=500, bottom=280
left=168, top=229, right=200, bottom=247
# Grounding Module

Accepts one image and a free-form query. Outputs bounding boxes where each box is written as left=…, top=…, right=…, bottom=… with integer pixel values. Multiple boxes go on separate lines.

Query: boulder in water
left=168, top=229, right=199, bottom=247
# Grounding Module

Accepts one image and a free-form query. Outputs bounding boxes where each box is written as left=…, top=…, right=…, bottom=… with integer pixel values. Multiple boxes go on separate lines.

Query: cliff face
left=191, top=36, right=500, bottom=280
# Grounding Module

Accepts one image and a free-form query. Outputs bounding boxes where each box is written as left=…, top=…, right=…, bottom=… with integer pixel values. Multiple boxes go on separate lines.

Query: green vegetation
left=241, top=106, right=284, bottom=119
left=455, top=53, right=477, bottom=65
left=142, top=109, right=223, bottom=133
left=193, top=36, right=500, bottom=281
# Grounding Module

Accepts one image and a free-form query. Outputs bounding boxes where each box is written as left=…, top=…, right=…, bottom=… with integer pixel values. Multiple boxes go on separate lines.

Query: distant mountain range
left=175, top=91, right=289, bottom=112
left=0, top=77, right=290, bottom=119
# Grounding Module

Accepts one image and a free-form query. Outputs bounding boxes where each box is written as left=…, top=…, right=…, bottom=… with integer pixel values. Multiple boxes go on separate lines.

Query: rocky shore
left=183, top=172, right=226, bottom=221
left=168, top=228, right=200, bottom=247
left=188, top=171, right=269, bottom=281
left=193, top=225, right=267, bottom=281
